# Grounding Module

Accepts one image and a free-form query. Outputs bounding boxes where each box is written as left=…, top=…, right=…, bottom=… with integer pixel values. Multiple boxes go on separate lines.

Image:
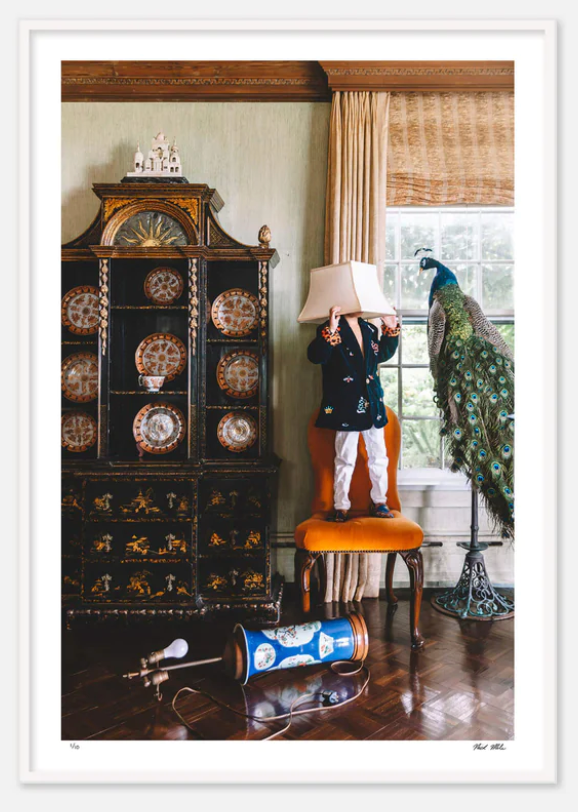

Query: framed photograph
left=19, top=19, right=556, bottom=784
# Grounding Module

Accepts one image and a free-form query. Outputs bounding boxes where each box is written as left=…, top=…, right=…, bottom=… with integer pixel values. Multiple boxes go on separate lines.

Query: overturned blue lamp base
left=226, top=614, right=369, bottom=684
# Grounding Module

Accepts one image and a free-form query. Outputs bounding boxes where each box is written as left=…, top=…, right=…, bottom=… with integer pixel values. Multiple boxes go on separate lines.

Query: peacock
left=418, top=253, right=515, bottom=539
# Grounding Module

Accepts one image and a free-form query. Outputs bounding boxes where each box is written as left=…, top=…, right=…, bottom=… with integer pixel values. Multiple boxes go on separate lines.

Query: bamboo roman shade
left=387, top=92, right=514, bottom=206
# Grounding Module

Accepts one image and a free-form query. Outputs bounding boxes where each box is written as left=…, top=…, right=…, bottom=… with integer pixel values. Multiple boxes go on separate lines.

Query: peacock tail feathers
left=432, top=286, right=515, bottom=539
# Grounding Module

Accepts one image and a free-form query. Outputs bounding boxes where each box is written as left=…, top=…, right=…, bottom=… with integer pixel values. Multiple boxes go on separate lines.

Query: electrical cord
left=171, top=659, right=370, bottom=741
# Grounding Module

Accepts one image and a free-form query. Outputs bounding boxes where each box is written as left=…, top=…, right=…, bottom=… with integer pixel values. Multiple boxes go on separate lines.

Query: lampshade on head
left=297, top=261, right=395, bottom=324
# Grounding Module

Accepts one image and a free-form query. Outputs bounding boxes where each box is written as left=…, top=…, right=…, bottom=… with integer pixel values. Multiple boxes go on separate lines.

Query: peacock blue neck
left=428, top=260, right=459, bottom=308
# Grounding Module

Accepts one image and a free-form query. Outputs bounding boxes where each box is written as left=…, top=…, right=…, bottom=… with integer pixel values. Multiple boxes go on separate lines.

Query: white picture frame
left=17, top=18, right=556, bottom=786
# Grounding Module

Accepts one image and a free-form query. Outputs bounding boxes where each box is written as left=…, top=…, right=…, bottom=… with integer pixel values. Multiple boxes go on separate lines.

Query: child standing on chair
left=307, top=305, right=400, bottom=522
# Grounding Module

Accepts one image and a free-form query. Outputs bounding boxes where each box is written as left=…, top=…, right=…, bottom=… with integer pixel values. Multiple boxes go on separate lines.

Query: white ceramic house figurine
left=127, top=132, right=183, bottom=177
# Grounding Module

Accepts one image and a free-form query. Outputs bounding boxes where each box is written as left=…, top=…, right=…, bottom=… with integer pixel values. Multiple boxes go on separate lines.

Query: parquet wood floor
left=62, top=588, right=514, bottom=741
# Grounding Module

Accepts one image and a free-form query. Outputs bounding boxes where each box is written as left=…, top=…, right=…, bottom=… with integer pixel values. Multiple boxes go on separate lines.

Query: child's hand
left=329, top=306, right=341, bottom=333
left=380, top=307, right=398, bottom=330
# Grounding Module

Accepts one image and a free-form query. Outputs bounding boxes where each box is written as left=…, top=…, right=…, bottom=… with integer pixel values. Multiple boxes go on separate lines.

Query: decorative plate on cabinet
left=216, top=350, right=259, bottom=399
left=217, top=412, right=258, bottom=453
left=61, top=411, right=97, bottom=452
left=143, top=266, right=184, bottom=305
left=61, top=353, right=99, bottom=402
left=133, top=402, right=186, bottom=455
left=211, top=288, right=259, bottom=337
left=135, top=333, right=187, bottom=381
left=61, top=286, right=99, bottom=335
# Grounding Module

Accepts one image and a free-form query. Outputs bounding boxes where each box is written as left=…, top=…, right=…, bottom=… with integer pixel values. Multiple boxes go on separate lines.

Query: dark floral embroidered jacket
left=307, top=316, right=400, bottom=431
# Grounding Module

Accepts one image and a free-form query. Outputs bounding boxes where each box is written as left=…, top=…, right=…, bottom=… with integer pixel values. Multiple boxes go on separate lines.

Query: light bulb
left=163, top=638, right=189, bottom=660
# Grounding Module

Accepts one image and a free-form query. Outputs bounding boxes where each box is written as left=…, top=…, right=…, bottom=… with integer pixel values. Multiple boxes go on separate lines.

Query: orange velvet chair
left=295, top=407, right=425, bottom=649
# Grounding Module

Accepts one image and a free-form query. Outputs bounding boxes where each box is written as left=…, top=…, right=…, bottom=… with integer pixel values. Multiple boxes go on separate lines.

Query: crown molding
left=320, top=61, right=514, bottom=92
left=61, top=61, right=331, bottom=102
left=62, top=60, right=514, bottom=102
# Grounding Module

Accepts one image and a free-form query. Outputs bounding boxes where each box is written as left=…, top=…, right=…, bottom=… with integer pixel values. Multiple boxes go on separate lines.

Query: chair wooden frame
left=297, top=548, right=424, bottom=650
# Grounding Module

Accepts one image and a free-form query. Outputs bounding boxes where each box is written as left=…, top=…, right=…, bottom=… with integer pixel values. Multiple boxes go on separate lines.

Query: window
left=380, top=207, right=515, bottom=470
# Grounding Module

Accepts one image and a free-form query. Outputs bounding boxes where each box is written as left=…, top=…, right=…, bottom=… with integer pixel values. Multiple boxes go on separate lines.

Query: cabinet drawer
left=199, top=519, right=266, bottom=555
left=199, top=478, right=269, bottom=518
left=198, top=556, right=268, bottom=600
left=84, top=522, right=193, bottom=560
left=83, top=562, right=194, bottom=603
left=86, top=480, right=194, bottom=520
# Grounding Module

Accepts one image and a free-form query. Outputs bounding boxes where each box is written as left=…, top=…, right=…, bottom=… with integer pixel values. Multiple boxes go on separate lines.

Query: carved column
left=188, top=258, right=199, bottom=459
left=97, top=258, right=110, bottom=458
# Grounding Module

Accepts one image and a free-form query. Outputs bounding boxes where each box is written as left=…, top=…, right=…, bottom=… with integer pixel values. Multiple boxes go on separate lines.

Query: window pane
left=482, top=264, right=514, bottom=310
left=401, top=263, right=430, bottom=310
left=386, top=214, right=398, bottom=261
left=400, top=213, right=437, bottom=260
left=402, top=368, right=438, bottom=417
left=383, top=264, right=398, bottom=309
left=453, top=263, right=477, bottom=297
left=403, top=420, right=441, bottom=468
left=440, top=212, right=479, bottom=261
left=481, top=212, right=514, bottom=260
left=494, top=322, right=515, bottom=354
left=402, top=324, right=429, bottom=365
left=379, top=367, right=399, bottom=413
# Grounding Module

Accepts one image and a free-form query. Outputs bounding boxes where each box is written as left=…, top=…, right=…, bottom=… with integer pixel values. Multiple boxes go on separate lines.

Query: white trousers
left=334, top=426, right=389, bottom=511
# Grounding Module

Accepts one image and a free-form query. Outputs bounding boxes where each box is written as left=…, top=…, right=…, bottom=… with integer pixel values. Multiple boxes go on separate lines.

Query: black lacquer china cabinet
left=61, top=181, right=281, bottom=625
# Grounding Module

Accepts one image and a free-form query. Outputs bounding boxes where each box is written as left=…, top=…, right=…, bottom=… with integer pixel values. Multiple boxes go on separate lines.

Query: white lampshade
left=297, top=261, right=395, bottom=324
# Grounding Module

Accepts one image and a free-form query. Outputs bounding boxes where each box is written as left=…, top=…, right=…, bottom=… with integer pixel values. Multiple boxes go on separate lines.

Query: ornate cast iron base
left=431, top=548, right=514, bottom=621
left=431, top=484, right=514, bottom=621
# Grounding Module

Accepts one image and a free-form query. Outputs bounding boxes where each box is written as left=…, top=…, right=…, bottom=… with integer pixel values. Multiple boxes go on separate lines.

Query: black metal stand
left=431, top=485, right=514, bottom=621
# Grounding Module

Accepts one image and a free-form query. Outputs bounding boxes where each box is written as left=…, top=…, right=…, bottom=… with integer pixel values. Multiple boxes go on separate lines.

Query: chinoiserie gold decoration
left=209, top=532, right=227, bottom=547
left=258, top=225, right=272, bottom=247
left=62, top=492, right=82, bottom=511
left=206, top=574, right=228, bottom=591
left=120, top=488, right=161, bottom=515
left=103, top=198, right=133, bottom=222
left=244, top=530, right=262, bottom=549
left=242, top=570, right=265, bottom=591
left=208, top=490, right=226, bottom=508
left=159, top=534, right=187, bottom=555
left=188, top=258, right=199, bottom=356
left=172, top=197, right=199, bottom=224
left=93, top=533, right=113, bottom=553
left=91, top=574, right=113, bottom=594
left=99, top=258, right=109, bottom=356
left=125, top=535, right=151, bottom=555
left=127, top=571, right=152, bottom=596
left=93, top=493, right=113, bottom=512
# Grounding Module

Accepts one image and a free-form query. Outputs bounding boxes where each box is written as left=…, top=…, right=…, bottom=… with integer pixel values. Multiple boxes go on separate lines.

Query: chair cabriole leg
left=300, top=551, right=320, bottom=614
left=386, top=553, right=398, bottom=604
left=401, top=549, right=425, bottom=650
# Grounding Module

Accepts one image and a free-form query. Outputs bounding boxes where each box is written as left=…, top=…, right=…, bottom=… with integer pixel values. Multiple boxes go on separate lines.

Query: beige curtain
left=387, top=92, right=514, bottom=205
left=323, top=91, right=390, bottom=603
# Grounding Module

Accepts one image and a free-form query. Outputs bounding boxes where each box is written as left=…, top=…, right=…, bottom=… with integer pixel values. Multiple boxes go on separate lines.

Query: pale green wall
left=62, top=102, right=331, bottom=535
